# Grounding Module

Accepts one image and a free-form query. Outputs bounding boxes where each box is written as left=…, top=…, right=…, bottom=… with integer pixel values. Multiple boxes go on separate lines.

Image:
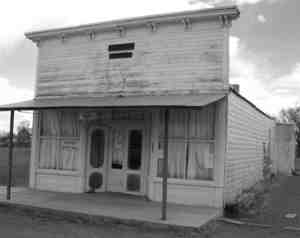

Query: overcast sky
left=0, top=0, right=299, bottom=131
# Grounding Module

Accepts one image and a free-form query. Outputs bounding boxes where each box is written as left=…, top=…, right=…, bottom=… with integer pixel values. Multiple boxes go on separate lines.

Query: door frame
left=123, top=123, right=147, bottom=196
left=86, top=125, right=109, bottom=192
left=106, top=121, right=147, bottom=195
left=85, top=121, right=148, bottom=195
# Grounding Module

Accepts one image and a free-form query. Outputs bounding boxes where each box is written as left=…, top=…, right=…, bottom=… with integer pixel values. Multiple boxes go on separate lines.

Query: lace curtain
left=157, top=105, right=215, bottom=180
left=39, top=110, right=79, bottom=171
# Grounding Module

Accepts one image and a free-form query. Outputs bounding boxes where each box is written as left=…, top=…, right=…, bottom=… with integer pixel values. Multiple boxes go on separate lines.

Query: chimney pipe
left=231, top=84, right=240, bottom=93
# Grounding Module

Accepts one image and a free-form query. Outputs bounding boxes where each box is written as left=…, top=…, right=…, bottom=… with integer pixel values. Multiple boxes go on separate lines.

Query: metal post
left=7, top=110, right=14, bottom=200
left=161, top=108, right=169, bottom=220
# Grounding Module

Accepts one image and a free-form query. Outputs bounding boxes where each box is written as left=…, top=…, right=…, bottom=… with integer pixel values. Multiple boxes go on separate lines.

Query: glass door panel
left=126, top=129, right=143, bottom=193
left=87, top=128, right=106, bottom=192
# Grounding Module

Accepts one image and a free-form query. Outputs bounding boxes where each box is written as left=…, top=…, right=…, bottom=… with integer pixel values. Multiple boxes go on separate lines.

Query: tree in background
left=0, top=120, right=31, bottom=147
left=16, top=120, right=31, bottom=147
left=279, top=106, right=300, bottom=158
left=0, top=131, right=10, bottom=147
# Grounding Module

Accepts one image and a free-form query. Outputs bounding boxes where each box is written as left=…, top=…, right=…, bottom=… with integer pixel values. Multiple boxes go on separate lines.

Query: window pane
left=157, top=158, right=163, bottom=177
left=60, top=111, right=79, bottom=137
left=90, top=130, right=105, bottom=168
left=127, top=130, right=142, bottom=170
left=111, top=128, right=123, bottom=169
left=41, top=110, right=80, bottom=137
left=167, top=141, right=186, bottom=179
left=40, top=110, right=60, bottom=136
left=187, top=143, right=214, bottom=180
left=190, top=106, right=215, bottom=140
left=166, top=109, right=188, bottom=179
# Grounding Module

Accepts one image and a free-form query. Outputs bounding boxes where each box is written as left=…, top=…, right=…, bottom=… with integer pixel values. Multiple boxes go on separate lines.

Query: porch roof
left=0, top=93, right=226, bottom=111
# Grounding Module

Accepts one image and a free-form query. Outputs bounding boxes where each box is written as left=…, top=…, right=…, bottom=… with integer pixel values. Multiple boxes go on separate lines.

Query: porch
left=0, top=93, right=227, bottom=222
left=0, top=187, right=221, bottom=229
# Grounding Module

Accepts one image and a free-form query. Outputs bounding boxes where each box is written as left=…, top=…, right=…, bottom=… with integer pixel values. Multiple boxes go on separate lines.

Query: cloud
left=270, top=63, right=300, bottom=96
left=229, top=36, right=299, bottom=116
left=257, top=14, right=267, bottom=23
left=0, top=77, right=33, bottom=105
left=0, top=77, right=33, bottom=131
left=188, top=0, right=214, bottom=7
left=0, top=0, right=282, bottom=49
left=0, top=0, right=212, bottom=49
left=189, top=0, right=279, bottom=6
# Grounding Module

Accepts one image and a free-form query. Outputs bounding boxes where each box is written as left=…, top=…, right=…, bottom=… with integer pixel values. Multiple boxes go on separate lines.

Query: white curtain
left=39, top=138, right=58, bottom=169
left=187, top=143, right=214, bottom=180
left=168, top=141, right=187, bottom=178
left=39, top=110, right=80, bottom=171
left=159, top=105, right=216, bottom=180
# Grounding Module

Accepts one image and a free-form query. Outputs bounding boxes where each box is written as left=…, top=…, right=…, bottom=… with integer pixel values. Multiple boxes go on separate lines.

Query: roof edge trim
left=229, top=88, right=274, bottom=121
left=25, top=6, right=239, bottom=42
left=0, top=93, right=226, bottom=111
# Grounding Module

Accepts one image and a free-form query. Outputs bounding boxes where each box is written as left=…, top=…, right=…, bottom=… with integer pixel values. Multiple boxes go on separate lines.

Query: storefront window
left=156, top=105, right=215, bottom=181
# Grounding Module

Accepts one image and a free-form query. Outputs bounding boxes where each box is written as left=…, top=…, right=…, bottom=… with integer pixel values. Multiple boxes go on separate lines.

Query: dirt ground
left=240, top=175, right=300, bottom=227
left=0, top=206, right=299, bottom=238
left=212, top=174, right=300, bottom=238
left=1, top=175, right=300, bottom=237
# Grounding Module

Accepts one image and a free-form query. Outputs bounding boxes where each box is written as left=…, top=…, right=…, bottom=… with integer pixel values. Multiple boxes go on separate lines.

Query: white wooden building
left=0, top=6, right=279, bottom=212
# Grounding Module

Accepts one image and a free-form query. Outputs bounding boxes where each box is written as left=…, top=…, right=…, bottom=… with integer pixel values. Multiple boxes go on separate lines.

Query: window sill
left=36, top=169, right=81, bottom=177
left=40, top=136, right=80, bottom=140
left=152, top=177, right=220, bottom=187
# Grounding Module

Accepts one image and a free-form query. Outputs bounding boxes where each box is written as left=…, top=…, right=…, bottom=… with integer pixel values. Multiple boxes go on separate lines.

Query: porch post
left=7, top=110, right=14, bottom=200
left=161, top=108, right=169, bottom=220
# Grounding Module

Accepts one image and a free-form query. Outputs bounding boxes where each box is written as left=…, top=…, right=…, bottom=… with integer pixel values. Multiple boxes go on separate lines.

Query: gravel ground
left=241, top=175, right=300, bottom=227
left=211, top=222, right=300, bottom=238
left=0, top=175, right=300, bottom=238
left=0, top=206, right=187, bottom=238
left=0, top=206, right=299, bottom=238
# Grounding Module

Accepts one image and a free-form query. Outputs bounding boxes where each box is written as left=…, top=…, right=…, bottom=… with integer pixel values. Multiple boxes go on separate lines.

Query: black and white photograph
left=0, top=0, right=299, bottom=237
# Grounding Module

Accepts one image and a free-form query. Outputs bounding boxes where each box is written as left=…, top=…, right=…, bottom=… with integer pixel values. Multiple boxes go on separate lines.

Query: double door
left=86, top=123, right=145, bottom=195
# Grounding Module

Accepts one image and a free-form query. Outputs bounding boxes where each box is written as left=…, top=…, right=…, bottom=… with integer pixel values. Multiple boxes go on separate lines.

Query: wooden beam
left=161, top=108, right=169, bottom=220
left=6, top=110, right=14, bottom=200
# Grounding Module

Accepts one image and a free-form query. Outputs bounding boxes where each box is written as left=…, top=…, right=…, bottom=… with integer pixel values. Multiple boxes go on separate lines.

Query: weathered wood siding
left=36, top=19, right=229, bottom=98
left=225, top=93, right=275, bottom=203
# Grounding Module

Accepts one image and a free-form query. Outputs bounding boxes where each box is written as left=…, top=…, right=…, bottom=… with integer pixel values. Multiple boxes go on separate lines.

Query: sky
left=0, top=0, right=299, bottom=131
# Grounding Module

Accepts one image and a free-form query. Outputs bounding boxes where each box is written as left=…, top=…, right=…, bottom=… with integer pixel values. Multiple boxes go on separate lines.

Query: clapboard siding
left=224, top=92, right=275, bottom=203
left=36, top=20, right=229, bottom=97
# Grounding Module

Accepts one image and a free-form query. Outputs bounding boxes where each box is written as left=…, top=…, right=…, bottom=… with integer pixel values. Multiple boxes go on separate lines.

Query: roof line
left=0, top=93, right=226, bottom=111
left=25, top=5, right=239, bottom=41
left=229, top=88, right=274, bottom=120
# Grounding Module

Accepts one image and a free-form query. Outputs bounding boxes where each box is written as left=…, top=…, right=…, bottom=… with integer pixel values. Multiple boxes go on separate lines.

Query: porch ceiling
left=0, top=93, right=226, bottom=111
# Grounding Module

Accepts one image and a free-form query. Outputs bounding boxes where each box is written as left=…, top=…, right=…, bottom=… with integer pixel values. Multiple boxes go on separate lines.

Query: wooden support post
left=161, top=108, right=169, bottom=220
left=6, top=110, right=14, bottom=200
